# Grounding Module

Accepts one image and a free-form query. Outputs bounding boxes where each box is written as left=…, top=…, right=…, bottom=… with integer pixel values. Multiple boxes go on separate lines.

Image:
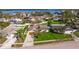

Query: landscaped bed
left=34, top=32, right=73, bottom=44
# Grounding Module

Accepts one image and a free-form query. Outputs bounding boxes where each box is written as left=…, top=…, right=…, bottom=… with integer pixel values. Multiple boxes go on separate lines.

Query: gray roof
left=51, top=24, right=65, bottom=26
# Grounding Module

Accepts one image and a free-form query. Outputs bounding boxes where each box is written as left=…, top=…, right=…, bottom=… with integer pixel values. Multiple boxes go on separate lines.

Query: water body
left=0, top=9, right=61, bottom=14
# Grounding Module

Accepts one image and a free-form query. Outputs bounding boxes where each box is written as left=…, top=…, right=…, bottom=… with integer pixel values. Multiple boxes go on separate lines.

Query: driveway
left=23, top=24, right=34, bottom=47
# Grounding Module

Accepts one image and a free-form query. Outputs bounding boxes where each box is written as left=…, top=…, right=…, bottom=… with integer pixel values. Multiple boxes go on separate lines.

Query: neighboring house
left=0, top=18, right=9, bottom=22
left=37, top=24, right=48, bottom=32
left=30, top=17, right=41, bottom=23
left=31, top=18, right=36, bottom=22
left=53, top=12, right=62, bottom=21
left=49, top=24, right=66, bottom=33
left=10, top=18, right=22, bottom=24
left=53, top=18, right=61, bottom=20
left=64, top=28, right=77, bottom=34
left=20, top=12, right=28, bottom=18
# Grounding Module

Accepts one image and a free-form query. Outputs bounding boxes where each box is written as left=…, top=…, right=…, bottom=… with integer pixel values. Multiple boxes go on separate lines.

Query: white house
left=64, top=28, right=77, bottom=34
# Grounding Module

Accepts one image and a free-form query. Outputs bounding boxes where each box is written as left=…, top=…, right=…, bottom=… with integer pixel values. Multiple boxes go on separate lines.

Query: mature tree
left=62, top=10, right=76, bottom=28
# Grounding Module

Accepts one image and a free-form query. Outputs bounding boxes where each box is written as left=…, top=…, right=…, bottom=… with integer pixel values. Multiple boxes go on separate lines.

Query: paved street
left=1, top=34, right=17, bottom=48
left=23, top=41, right=79, bottom=49
left=0, top=23, right=32, bottom=48
left=0, top=24, right=24, bottom=48
left=2, top=24, right=27, bottom=34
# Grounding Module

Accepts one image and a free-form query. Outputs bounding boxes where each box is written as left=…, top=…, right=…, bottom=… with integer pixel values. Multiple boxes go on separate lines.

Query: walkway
left=23, top=31, right=34, bottom=47
left=71, top=33, right=79, bottom=41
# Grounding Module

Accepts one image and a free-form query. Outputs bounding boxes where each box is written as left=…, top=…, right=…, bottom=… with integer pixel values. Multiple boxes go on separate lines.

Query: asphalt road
left=1, top=34, right=17, bottom=48
left=24, top=41, right=79, bottom=49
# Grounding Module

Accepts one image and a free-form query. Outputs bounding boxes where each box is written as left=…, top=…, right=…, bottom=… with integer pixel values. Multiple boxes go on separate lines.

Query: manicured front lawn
left=47, top=20, right=63, bottom=26
left=74, top=32, right=79, bottom=37
left=34, top=32, right=72, bottom=41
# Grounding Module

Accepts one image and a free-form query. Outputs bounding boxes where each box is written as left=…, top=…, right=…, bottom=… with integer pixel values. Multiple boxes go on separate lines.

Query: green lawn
left=74, top=32, right=79, bottom=37
left=51, top=20, right=61, bottom=24
left=34, top=32, right=72, bottom=41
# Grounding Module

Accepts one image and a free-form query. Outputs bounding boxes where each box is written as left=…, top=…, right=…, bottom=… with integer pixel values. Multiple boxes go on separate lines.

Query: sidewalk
left=71, top=33, right=79, bottom=41
left=24, top=41, right=79, bottom=49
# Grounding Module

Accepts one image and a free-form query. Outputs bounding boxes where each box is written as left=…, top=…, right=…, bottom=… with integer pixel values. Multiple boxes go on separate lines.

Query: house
left=53, top=18, right=60, bottom=20
left=64, top=28, right=77, bottom=34
left=31, top=18, right=36, bottom=22
left=32, top=23, right=48, bottom=32
left=10, top=18, right=22, bottom=24
left=30, top=16, right=42, bottom=23
left=53, top=12, right=62, bottom=21
left=49, top=24, right=66, bottom=33
left=0, top=18, right=9, bottom=22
